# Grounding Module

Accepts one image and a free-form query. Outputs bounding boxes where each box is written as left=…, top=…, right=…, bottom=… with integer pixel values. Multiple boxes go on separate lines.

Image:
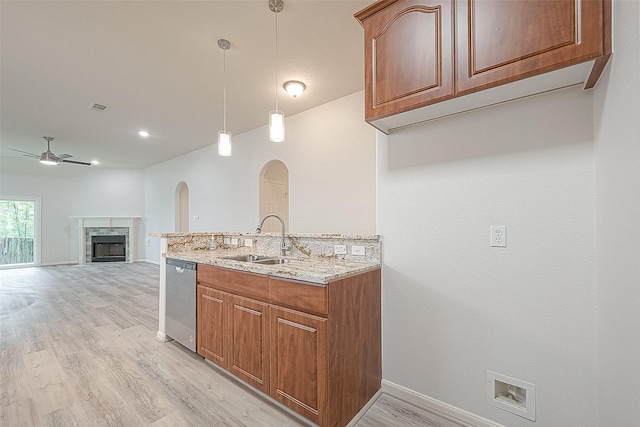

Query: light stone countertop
left=164, top=250, right=380, bottom=285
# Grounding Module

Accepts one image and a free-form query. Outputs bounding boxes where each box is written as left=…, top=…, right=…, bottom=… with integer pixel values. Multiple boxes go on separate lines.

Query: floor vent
left=88, top=103, right=108, bottom=112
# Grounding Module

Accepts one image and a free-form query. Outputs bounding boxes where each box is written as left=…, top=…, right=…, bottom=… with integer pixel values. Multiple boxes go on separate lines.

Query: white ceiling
left=0, top=0, right=370, bottom=177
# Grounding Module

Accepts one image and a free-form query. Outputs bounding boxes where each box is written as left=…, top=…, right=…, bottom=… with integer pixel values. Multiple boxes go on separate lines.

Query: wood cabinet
left=357, top=0, right=455, bottom=121
left=228, top=295, right=270, bottom=392
left=196, top=285, right=228, bottom=369
left=355, top=0, right=612, bottom=132
left=196, top=264, right=381, bottom=427
left=197, top=268, right=270, bottom=393
left=270, top=305, right=328, bottom=426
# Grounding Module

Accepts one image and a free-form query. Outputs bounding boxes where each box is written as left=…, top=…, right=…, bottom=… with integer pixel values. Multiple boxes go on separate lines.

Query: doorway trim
left=175, top=182, right=190, bottom=232
left=259, top=160, right=289, bottom=233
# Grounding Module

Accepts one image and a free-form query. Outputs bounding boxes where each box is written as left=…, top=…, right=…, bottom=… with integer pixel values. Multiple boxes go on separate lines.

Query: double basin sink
left=223, top=254, right=289, bottom=265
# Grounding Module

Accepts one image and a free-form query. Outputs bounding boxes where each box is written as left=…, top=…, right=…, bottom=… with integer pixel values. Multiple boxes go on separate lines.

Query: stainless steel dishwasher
left=165, top=258, right=197, bottom=352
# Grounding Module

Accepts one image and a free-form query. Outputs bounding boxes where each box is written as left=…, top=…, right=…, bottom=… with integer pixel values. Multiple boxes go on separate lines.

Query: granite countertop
left=164, top=250, right=380, bottom=285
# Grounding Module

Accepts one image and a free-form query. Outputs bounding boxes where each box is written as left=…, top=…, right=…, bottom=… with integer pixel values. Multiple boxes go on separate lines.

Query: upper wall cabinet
left=355, top=0, right=612, bottom=133
left=358, top=0, right=455, bottom=120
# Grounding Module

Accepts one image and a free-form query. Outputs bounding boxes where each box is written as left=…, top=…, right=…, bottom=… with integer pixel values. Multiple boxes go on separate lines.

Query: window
left=0, top=198, right=38, bottom=267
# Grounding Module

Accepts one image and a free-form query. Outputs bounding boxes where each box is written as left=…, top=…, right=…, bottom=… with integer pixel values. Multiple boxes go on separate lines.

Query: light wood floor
left=0, top=262, right=463, bottom=427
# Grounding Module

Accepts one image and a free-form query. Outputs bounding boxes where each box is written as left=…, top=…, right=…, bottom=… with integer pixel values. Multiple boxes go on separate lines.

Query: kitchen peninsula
left=150, top=231, right=382, bottom=427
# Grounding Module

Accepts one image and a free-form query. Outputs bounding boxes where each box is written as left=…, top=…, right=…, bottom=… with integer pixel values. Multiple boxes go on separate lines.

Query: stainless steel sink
left=252, top=258, right=289, bottom=265
left=223, top=254, right=274, bottom=262
left=222, top=254, right=289, bottom=265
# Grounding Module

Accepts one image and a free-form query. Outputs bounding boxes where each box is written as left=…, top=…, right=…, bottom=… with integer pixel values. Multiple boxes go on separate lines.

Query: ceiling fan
left=9, top=136, right=92, bottom=166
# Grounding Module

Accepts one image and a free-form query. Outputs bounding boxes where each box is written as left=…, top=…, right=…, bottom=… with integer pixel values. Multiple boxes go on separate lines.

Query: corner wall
left=377, top=86, right=597, bottom=425
left=594, top=0, right=640, bottom=424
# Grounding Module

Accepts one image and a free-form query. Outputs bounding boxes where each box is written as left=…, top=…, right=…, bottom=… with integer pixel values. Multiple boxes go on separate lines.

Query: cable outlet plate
left=487, top=371, right=535, bottom=421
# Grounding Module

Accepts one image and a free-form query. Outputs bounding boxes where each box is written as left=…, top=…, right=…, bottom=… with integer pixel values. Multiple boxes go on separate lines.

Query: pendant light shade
left=217, top=38, right=232, bottom=157
left=269, top=110, right=285, bottom=142
left=218, top=131, right=232, bottom=156
left=269, top=0, right=284, bottom=143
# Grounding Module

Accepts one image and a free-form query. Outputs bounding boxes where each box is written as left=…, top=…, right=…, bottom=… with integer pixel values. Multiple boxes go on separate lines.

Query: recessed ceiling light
left=138, top=130, right=150, bottom=138
left=91, top=160, right=100, bottom=165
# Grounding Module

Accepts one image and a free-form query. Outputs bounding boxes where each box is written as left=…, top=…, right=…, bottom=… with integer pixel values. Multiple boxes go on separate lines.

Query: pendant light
left=269, top=0, right=285, bottom=143
left=217, top=39, right=232, bottom=157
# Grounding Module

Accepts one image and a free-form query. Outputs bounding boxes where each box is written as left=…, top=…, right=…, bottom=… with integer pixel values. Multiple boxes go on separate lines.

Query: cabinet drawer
left=197, top=265, right=269, bottom=302
left=269, top=277, right=328, bottom=316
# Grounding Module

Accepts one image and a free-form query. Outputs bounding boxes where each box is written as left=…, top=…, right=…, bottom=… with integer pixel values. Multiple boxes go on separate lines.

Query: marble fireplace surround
left=73, top=217, right=140, bottom=264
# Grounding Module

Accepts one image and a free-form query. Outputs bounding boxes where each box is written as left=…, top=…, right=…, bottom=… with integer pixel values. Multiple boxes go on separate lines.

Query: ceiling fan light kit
left=9, top=136, right=92, bottom=167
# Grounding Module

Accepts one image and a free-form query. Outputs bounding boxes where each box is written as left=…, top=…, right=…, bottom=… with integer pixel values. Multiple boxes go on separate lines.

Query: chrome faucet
left=256, top=214, right=290, bottom=256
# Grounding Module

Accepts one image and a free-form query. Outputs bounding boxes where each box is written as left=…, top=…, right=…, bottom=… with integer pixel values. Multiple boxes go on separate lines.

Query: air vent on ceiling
left=88, top=103, right=108, bottom=112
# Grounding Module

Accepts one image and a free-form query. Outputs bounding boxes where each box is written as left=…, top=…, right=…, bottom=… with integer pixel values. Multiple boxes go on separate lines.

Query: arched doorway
left=175, top=181, right=189, bottom=232
left=259, top=160, right=289, bottom=232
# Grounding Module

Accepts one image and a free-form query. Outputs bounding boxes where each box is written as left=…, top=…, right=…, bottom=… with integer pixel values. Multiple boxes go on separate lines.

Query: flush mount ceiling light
left=284, top=80, right=306, bottom=98
left=269, top=0, right=285, bottom=143
left=217, top=38, right=232, bottom=157
left=138, top=130, right=150, bottom=138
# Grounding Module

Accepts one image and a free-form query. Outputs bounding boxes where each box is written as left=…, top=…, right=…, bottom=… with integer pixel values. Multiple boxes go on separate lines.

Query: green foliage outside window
left=0, top=200, right=35, bottom=238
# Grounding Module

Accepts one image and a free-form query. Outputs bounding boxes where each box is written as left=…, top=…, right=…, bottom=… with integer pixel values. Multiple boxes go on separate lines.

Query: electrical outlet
left=244, top=239, right=253, bottom=247
left=491, top=226, right=507, bottom=247
left=223, top=237, right=231, bottom=245
left=334, top=245, right=347, bottom=255
left=231, top=237, right=238, bottom=245
left=352, top=245, right=366, bottom=256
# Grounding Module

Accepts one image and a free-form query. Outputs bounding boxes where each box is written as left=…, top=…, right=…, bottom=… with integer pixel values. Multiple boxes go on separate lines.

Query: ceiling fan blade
left=60, top=159, right=91, bottom=166
left=8, top=148, right=39, bottom=157
left=57, top=153, right=73, bottom=159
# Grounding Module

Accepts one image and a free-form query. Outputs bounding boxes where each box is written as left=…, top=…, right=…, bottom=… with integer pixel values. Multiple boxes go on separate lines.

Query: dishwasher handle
left=166, top=258, right=197, bottom=271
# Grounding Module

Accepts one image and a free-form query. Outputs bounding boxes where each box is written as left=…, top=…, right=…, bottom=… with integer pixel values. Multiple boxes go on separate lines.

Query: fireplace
left=91, top=235, right=126, bottom=262
left=74, top=217, right=139, bottom=264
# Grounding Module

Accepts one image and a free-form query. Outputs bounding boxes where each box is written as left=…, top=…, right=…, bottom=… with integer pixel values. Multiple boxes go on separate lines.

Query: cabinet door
left=270, top=306, right=328, bottom=426
left=358, top=0, right=454, bottom=121
left=228, top=295, right=270, bottom=393
left=196, top=285, right=229, bottom=369
left=456, top=0, right=604, bottom=94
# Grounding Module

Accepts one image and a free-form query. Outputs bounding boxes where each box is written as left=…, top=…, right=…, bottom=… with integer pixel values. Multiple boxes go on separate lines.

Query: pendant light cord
left=223, top=47, right=227, bottom=132
left=274, top=8, right=279, bottom=112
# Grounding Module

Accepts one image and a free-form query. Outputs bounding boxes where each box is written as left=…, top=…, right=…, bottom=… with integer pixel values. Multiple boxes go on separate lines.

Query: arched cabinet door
left=456, top=0, right=606, bottom=94
left=356, top=0, right=454, bottom=121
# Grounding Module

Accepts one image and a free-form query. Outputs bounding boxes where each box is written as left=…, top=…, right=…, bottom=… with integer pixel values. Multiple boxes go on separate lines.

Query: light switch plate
left=352, top=245, right=366, bottom=256
left=223, top=237, right=231, bottom=245
left=334, top=245, right=347, bottom=255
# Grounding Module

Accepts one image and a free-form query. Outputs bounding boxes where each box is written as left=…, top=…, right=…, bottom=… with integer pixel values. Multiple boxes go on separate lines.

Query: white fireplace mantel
left=73, top=216, right=140, bottom=229
left=73, top=217, right=141, bottom=264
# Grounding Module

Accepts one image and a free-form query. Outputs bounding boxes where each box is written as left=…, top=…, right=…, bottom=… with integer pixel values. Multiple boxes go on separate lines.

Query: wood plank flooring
left=0, top=262, right=464, bottom=427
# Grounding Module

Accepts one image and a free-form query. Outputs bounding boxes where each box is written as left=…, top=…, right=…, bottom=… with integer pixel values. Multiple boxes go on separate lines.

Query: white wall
left=144, top=92, right=377, bottom=262
left=1, top=168, right=148, bottom=264
left=595, top=0, right=640, bottom=424
left=1, top=171, right=73, bottom=265
left=377, top=86, right=598, bottom=425
left=69, top=168, right=146, bottom=261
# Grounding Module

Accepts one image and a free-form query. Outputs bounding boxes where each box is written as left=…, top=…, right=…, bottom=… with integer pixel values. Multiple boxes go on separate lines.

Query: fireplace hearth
left=91, top=235, right=126, bottom=262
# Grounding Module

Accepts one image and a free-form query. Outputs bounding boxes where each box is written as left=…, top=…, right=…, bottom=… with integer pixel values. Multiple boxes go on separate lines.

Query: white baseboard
left=382, top=380, right=504, bottom=427
left=40, top=261, right=77, bottom=266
